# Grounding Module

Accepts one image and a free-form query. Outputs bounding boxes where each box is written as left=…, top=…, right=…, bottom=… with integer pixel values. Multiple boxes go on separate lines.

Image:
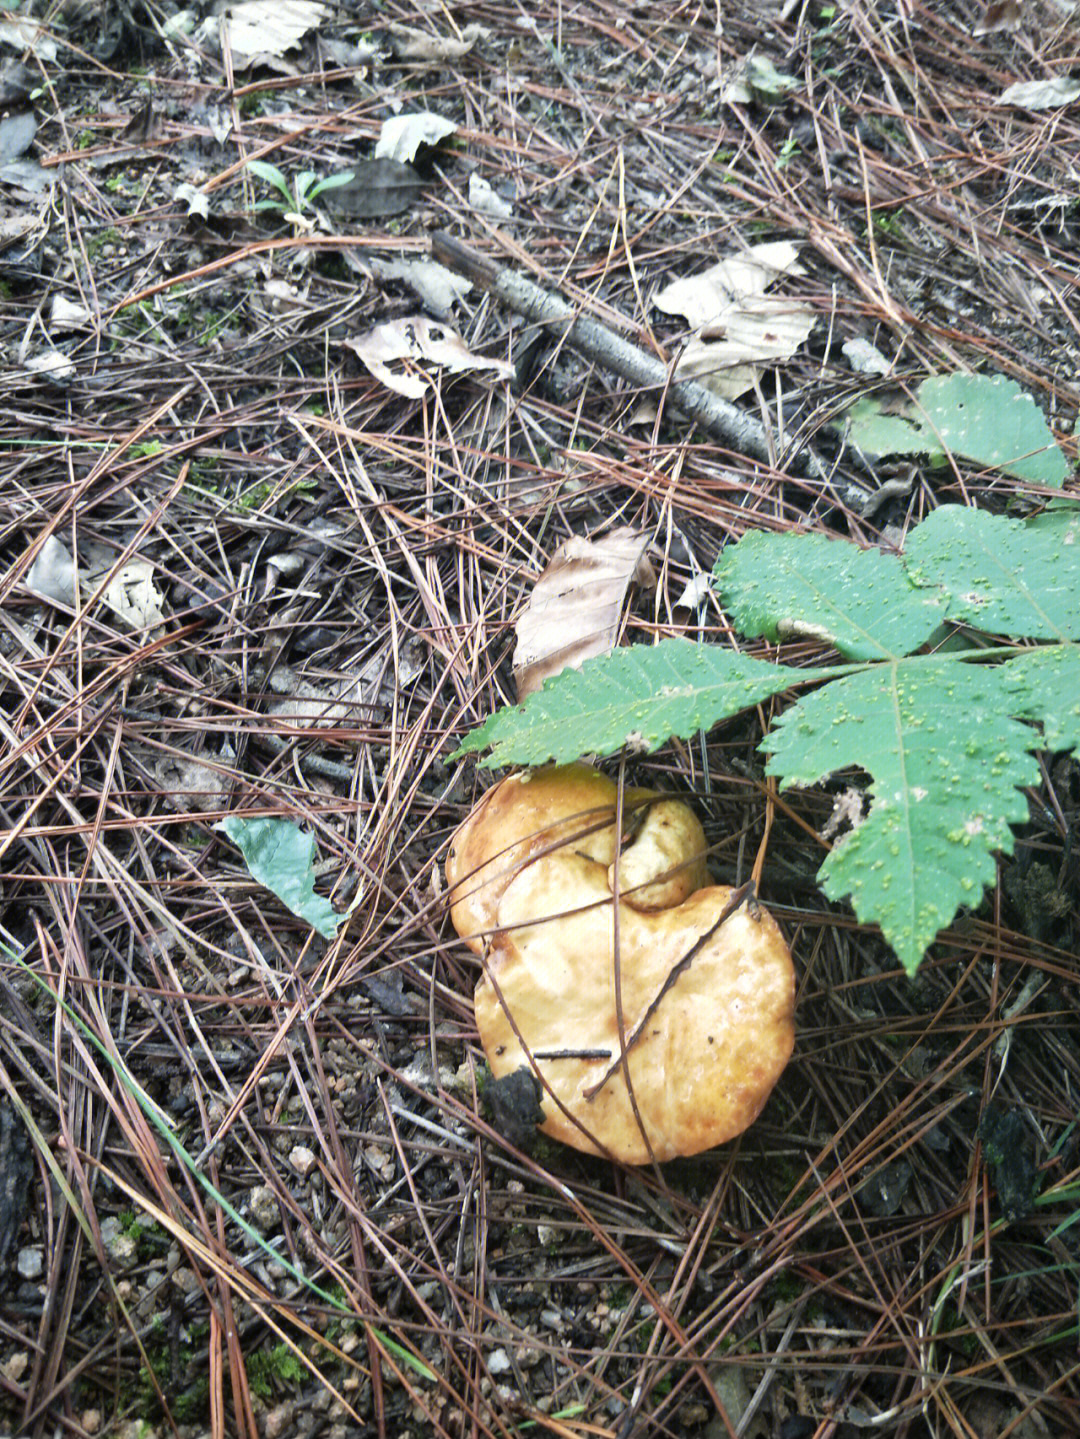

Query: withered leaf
left=513, top=527, right=654, bottom=700
left=386, top=22, right=487, bottom=62
left=973, top=0, right=1022, bottom=35
left=318, top=158, right=426, bottom=219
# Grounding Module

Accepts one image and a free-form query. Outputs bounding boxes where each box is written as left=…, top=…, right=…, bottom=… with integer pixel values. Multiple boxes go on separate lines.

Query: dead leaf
left=0, top=16, right=58, bottom=63
left=120, top=100, right=161, bottom=144
left=654, top=241, right=804, bottom=328
left=374, top=112, right=458, bottom=165
left=513, top=528, right=653, bottom=700
left=83, top=557, right=166, bottom=631
left=997, top=75, right=1080, bottom=109
left=317, top=158, right=425, bottom=220
left=345, top=316, right=513, bottom=398
left=386, top=22, right=487, bottom=62
left=654, top=241, right=815, bottom=400
left=720, top=52, right=799, bottom=106
left=681, top=296, right=817, bottom=365
left=151, top=753, right=232, bottom=814
left=0, top=158, right=48, bottom=192
left=174, top=182, right=210, bottom=220
left=0, top=58, right=36, bottom=104
left=0, top=209, right=44, bottom=250
left=674, top=572, right=714, bottom=611
left=0, top=112, right=36, bottom=166
left=26, top=535, right=77, bottom=607
left=368, top=256, right=471, bottom=320
left=50, top=295, right=93, bottom=330
left=223, top=0, right=328, bottom=62
left=267, top=641, right=425, bottom=729
left=973, top=0, right=1022, bottom=34
left=25, top=351, right=75, bottom=382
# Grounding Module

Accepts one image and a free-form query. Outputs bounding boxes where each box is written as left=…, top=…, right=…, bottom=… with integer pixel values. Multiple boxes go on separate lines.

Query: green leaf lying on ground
left=456, top=504, right=1080, bottom=976
left=216, top=816, right=341, bottom=938
left=844, top=373, right=1070, bottom=487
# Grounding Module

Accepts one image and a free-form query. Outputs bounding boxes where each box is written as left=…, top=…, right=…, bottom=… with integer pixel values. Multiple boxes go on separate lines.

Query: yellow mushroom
left=447, top=765, right=795, bottom=1164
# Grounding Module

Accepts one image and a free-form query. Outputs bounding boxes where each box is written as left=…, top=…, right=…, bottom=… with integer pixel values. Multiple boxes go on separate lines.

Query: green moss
left=85, top=227, right=121, bottom=259
left=766, top=1271, right=805, bottom=1304
left=173, top=1376, right=210, bottom=1422
left=246, top=1343, right=306, bottom=1399
left=236, top=88, right=271, bottom=117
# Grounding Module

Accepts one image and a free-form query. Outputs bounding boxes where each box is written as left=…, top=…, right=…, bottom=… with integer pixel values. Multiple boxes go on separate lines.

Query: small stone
left=99, top=1217, right=138, bottom=1270
left=82, top=1410, right=102, bottom=1434
left=0, top=1352, right=28, bottom=1383
left=136, top=1270, right=165, bottom=1316
left=536, top=1225, right=557, bottom=1247
left=172, top=1266, right=200, bottom=1296
left=289, top=1145, right=317, bottom=1177
left=487, top=1349, right=511, bottom=1375
left=679, top=1401, right=709, bottom=1425
left=17, top=1247, right=43, bottom=1279
left=248, top=1184, right=279, bottom=1232
left=264, top=1400, right=296, bottom=1439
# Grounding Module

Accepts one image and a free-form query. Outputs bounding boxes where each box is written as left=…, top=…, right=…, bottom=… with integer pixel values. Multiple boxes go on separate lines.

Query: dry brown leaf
left=345, top=315, right=513, bottom=398
left=654, top=241, right=815, bottom=401
left=386, top=22, right=487, bottom=62
left=513, top=527, right=653, bottom=700
left=654, top=240, right=804, bottom=327
left=86, top=558, right=166, bottom=631
left=374, top=112, right=458, bottom=164
left=223, top=0, right=327, bottom=61
left=973, top=0, right=1022, bottom=34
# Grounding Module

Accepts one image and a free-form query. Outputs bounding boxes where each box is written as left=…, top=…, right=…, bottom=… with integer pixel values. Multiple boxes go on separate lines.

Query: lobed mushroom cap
left=447, top=765, right=795, bottom=1164
left=445, top=764, right=684, bottom=953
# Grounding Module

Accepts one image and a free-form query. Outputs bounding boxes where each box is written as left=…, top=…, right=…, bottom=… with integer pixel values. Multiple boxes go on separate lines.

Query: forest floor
left=2, top=1, right=1080, bottom=1437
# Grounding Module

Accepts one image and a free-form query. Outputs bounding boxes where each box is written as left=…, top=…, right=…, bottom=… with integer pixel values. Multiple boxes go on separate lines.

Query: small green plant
left=456, top=502, right=1080, bottom=977
left=129, top=440, right=163, bottom=460
left=244, top=159, right=355, bottom=220
left=236, top=475, right=317, bottom=511
left=869, top=209, right=903, bottom=237
left=775, top=135, right=801, bottom=171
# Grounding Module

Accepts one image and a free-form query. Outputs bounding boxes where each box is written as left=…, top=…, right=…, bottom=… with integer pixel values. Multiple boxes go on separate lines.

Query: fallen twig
left=432, top=230, right=865, bottom=510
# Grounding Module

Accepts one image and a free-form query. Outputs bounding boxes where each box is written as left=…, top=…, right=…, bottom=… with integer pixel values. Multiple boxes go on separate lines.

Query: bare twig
left=432, top=230, right=867, bottom=510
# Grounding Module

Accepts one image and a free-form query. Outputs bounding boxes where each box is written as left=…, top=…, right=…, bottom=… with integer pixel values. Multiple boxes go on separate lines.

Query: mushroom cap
left=446, top=764, right=704, bottom=953
left=448, top=766, right=796, bottom=1164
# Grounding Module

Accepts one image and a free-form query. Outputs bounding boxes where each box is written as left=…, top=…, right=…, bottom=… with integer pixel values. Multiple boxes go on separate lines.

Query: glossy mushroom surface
left=447, top=765, right=795, bottom=1164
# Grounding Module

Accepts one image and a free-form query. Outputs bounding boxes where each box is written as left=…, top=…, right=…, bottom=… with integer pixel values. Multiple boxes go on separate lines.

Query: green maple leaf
left=455, top=504, right=1080, bottom=976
